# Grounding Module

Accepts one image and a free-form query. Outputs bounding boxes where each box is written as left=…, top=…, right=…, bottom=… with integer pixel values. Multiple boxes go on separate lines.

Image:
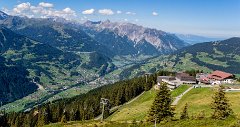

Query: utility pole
left=145, top=73, right=152, bottom=83
left=154, top=114, right=157, bottom=127
left=155, top=118, right=157, bottom=127
left=100, top=98, right=109, bottom=122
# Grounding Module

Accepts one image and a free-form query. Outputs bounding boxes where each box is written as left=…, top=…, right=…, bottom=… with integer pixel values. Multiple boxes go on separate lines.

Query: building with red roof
left=208, top=70, right=234, bottom=81
left=198, top=70, right=234, bottom=85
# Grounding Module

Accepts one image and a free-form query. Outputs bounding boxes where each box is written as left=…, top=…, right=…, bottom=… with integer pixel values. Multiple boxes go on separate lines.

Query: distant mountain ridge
left=0, top=11, right=9, bottom=20
left=0, top=11, right=189, bottom=57
left=82, top=20, right=189, bottom=55
left=174, top=37, right=240, bottom=74
left=176, top=33, right=225, bottom=44
left=114, top=37, right=240, bottom=79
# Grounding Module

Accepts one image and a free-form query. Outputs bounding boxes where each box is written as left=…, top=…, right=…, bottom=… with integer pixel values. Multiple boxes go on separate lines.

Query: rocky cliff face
left=83, top=20, right=189, bottom=55
left=0, top=11, right=9, bottom=20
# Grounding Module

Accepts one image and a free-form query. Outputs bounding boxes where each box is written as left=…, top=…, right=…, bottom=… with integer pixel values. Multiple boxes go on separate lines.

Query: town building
left=198, top=70, right=235, bottom=85
left=157, top=76, right=177, bottom=89
left=175, top=72, right=196, bottom=84
left=157, top=73, right=196, bottom=89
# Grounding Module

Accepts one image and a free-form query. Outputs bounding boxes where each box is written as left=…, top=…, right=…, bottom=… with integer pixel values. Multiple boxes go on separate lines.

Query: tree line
left=0, top=70, right=173, bottom=127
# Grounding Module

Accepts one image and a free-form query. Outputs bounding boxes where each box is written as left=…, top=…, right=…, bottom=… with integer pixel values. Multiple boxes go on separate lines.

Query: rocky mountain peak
left=83, top=20, right=187, bottom=50
left=0, top=11, right=9, bottom=20
left=81, top=20, right=188, bottom=54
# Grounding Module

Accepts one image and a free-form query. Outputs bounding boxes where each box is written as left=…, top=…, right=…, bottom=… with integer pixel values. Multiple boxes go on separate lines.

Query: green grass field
left=107, top=89, right=157, bottom=121
left=171, top=85, right=190, bottom=97
left=108, top=86, right=240, bottom=122
left=45, top=117, right=240, bottom=127
left=175, top=87, right=240, bottom=118
left=107, top=85, right=190, bottom=121
left=45, top=86, right=240, bottom=127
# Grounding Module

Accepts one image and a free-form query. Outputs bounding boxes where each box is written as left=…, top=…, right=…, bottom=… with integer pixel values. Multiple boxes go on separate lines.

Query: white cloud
left=9, top=2, right=76, bottom=19
left=124, top=19, right=128, bottom=21
left=117, top=10, right=122, bottom=14
left=46, top=7, right=76, bottom=18
left=126, top=12, right=136, bottom=15
left=82, top=9, right=94, bottom=15
left=30, top=6, right=42, bottom=14
left=152, top=12, right=158, bottom=16
left=63, top=7, right=75, bottom=14
left=13, top=2, right=31, bottom=13
left=39, top=2, right=53, bottom=8
left=135, top=19, right=139, bottom=22
left=98, top=9, right=114, bottom=15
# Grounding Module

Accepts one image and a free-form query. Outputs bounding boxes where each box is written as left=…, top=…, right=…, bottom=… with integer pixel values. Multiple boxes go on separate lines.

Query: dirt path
left=33, top=81, right=45, bottom=90
left=172, top=86, right=193, bottom=105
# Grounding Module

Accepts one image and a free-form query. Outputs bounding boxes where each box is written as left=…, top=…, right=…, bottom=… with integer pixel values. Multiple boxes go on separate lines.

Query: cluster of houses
left=157, top=70, right=235, bottom=89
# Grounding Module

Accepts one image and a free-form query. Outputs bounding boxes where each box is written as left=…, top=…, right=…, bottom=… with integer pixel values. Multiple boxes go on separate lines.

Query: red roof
left=208, top=70, right=233, bottom=80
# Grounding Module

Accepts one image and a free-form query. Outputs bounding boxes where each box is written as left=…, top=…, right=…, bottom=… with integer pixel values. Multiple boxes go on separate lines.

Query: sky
left=0, top=0, right=240, bottom=38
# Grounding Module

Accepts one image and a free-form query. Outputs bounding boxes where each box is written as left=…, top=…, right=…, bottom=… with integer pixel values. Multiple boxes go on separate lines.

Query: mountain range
left=0, top=10, right=239, bottom=107
left=0, top=10, right=190, bottom=102
left=175, top=33, right=225, bottom=45
left=82, top=20, right=189, bottom=55
left=113, top=37, right=240, bottom=80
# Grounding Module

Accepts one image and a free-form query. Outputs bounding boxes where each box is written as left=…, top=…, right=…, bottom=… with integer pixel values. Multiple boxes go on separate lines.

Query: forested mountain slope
left=0, top=56, right=37, bottom=104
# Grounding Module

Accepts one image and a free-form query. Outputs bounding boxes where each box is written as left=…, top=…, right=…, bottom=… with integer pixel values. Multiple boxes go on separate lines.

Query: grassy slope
left=107, top=85, right=190, bottom=121
left=171, top=85, right=190, bottom=97
left=45, top=118, right=239, bottom=127
left=175, top=87, right=240, bottom=118
left=107, top=89, right=156, bottom=121
left=45, top=86, right=240, bottom=127
left=108, top=86, right=240, bottom=121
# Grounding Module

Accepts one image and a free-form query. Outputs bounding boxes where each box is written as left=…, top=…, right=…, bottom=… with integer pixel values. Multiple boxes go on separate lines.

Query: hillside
left=0, top=26, right=115, bottom=107
left=0, top=11, right=191, bottom=108
left=0, top=56, right=38, bottom=104
left=175, top=37, right=240, bottom=74
left=44, top=85, right=240, bottom=127
left=0, top=12, right=189, bottom=57
left=107, top=85, right=190, bottom=121
left=44, top=118, right=239, bottom=127
left=0, top=26, right=82, bottom=85
left=0, top=12, right=113, bottom=57
left=108, top=86, right=240, bottom=122
left=0, top=74, right=151, bottom=127
left=109, top=37, right=240, bottom=80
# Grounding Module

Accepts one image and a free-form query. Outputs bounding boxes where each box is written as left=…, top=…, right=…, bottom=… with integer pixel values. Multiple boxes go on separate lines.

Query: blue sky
left=0, top=0, right=240, bottom=37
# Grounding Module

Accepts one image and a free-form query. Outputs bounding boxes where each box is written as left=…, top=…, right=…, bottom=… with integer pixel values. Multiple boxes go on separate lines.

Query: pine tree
left=0, top=114, right=9, bottom=127
left=180, top=103, right=189, bottom=119
left=60, top=115, right=67, bottom=123
left=211, top=85, right=233, bottom=119
left=37, top=108, right=50, bottom=127
left=147, top=82, right=174, bottom=123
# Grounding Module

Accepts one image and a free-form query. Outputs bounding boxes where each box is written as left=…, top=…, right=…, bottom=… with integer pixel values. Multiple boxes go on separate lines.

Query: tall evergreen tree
left=180, top=103, right=189, bottom=119
left=0, top=114, right=9, bottom=127
left=61, top=115, right=67, bottom=123
left=37, top=108, right=50, bottom=127
left=211, top=85, right=233, bottom=119
left=147, top=82, right=174, bottom=123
